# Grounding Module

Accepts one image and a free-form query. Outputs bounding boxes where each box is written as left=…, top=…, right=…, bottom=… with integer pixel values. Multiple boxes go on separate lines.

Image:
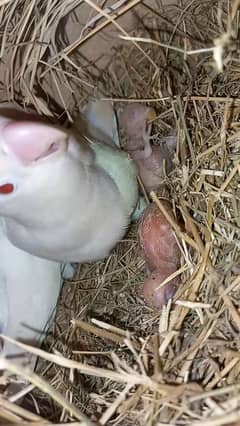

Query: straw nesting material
left=1, top=1, right=240, bottom=425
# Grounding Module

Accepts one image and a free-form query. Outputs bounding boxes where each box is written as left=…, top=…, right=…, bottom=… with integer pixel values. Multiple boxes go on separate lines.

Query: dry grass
left=1, top=0, right=240, bottom=425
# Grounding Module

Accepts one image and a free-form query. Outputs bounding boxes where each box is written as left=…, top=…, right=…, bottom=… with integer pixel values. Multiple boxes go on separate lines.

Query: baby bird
left=119, top=103, right=177, bottom=192
left=138, top=202, right=181, bottom=309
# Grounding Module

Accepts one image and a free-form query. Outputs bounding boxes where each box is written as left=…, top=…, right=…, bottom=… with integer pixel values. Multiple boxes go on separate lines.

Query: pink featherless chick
left=138, top=202, right=181, bottom=309
left=119, top=104, right=177, bottom=192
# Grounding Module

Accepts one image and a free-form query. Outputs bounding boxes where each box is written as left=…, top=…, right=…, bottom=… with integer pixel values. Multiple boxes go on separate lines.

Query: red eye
left=0, top=183, right=14, bottom=194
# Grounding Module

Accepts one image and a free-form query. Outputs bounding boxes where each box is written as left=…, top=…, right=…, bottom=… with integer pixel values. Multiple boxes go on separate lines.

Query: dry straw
left=1, top=0, right=240, bottom=425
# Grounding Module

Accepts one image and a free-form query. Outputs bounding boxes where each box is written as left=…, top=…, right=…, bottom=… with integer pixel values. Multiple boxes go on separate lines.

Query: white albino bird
left=0, top=100, right=143, bottom=373
left=0, top=102, right=139, bottom=264
left=0, top=216, right=62, bottom=369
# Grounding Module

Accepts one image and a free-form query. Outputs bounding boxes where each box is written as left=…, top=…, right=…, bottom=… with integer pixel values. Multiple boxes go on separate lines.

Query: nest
left=1, top=0, right=240, bottom=425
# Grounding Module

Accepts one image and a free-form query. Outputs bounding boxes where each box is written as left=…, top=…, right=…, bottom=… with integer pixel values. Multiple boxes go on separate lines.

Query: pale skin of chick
left=119, top=104, right=177, bottom=192
left=120, top=104, right=180, bottom=308
left=143, top=263, right=181, bottom=309
left=138, top=202, right=181, bottom=309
